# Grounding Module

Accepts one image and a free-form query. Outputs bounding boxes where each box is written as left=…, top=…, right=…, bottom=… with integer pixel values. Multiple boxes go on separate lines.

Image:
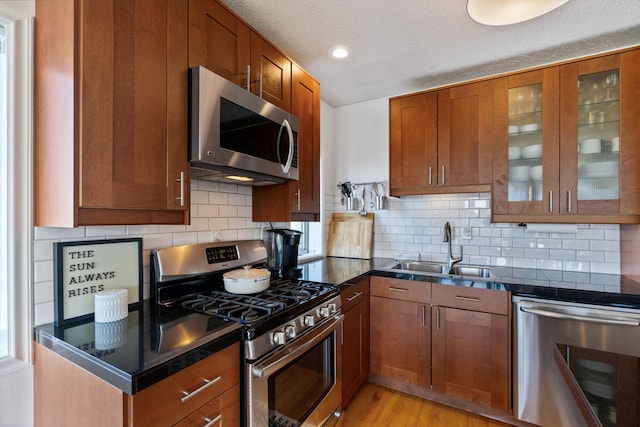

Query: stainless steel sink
left=391, top=261, right=449, bottom=274
left=387, top=261, right=493, bottom=279
left=448, top=265, right=493, bottom=279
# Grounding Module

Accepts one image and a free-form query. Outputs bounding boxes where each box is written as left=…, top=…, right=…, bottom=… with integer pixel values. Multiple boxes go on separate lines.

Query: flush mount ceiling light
left=467, top=0, right=571, bottom=26
left=328, top=45, right=352, bottom=59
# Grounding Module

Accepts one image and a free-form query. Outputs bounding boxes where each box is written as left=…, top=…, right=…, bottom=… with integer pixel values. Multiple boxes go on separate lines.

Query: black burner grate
left=178, top=279, right=335, bottom=325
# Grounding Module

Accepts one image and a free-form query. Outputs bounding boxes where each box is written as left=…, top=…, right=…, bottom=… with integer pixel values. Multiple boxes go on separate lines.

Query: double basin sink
left=384, top=261, right=493, bottom=279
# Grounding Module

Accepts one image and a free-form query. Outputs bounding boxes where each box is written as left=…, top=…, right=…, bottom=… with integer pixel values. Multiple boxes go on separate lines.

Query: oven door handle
left=252, top=314, right=343, bottom=379
left=520, top=303, right=640, bottom=326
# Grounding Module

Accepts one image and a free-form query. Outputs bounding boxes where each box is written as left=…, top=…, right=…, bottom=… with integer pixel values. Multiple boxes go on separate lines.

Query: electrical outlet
left=463, top=226, right=472, bottom=239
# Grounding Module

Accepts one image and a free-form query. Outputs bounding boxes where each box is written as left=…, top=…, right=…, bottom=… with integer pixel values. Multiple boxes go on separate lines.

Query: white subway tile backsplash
left=33, top=179, right=266, bottom=326
left=334, top=192, right=619, bottom=275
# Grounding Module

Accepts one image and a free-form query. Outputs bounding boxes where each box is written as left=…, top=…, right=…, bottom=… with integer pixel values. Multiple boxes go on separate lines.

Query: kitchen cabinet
left=189, top=0, right=291, bottom=112
left=252, top=64, right=321, bottom=221
left=369, top=276, right=431, bottom=388
left=431, top=284, right=511, bottom=412
left=188, top=0, right=250, bottom=88
left=341, top=276, right=370, bottom=408
left=493, top=47, right=640, bottom=224
left=35, top=0, right=189, bottom=227
left=34, top=342, right=240, bottom=427
left=389, top=80, right=493, bottom=196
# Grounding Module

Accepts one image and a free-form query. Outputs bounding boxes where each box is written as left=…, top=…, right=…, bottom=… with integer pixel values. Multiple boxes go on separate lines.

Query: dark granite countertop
left=302, top=256, right=640, bottom=309
left=35, top=256, right=640, bottom=395
left=34, top=300, right=243, bottom=394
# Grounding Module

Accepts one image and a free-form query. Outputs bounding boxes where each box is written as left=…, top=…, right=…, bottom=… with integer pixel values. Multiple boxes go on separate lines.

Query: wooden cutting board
left=326, top=212, right=374, bottom=259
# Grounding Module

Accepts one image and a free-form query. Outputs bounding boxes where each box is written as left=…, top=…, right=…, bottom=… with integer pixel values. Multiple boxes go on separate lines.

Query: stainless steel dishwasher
left=514, top=296, right=640, bottom=427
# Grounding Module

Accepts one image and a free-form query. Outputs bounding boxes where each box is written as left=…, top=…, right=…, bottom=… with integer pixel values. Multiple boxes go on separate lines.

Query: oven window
left=268, top=332, right=335, bottom=426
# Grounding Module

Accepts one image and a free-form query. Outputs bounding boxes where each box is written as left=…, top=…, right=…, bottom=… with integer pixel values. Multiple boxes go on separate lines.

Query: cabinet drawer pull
left=203, top=414, right=222, bottom=427
left=388, top=287, right=408, bottom=293
left=568, top=190, right=572, bottom=213
left=549, top=190, right=553, bottom=212
left=455, top=295, right=480, bottom=302
left=181, top=376, right=222, bottom=403
left=436, top=307, right=440, bottom=330
left=346, top=291, right=363, bottom=302
left=442, top=165, right=445, bottom=185
left=428, top=166, right=432, bottom=185
left=422, top=305, right=426, bottom=327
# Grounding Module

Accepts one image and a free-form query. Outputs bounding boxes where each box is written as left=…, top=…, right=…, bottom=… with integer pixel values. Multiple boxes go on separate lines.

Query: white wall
left=325, top=97, right=621, bottom=278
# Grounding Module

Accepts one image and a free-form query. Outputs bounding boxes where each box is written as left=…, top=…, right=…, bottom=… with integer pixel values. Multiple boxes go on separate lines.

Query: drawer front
left=341, top=277, right=370, bottom=312
left=132, top=342, right=240, bottom=427
left=370, top=276, right=430, bottom=303
left=431, top=284, right=510, bottom=315
left=174, top=383, right=240, bottom=427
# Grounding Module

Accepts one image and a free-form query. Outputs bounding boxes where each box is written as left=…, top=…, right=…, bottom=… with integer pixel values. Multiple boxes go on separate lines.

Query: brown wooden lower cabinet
left=341, top=276, right=370, bottom=407
left=34, top=342, right=240, bottom=427
left=431, top=284, right=511, bottom=412
left=369, top=276, right=431, bottom=388
left=367, top=277, right=512, bottom=414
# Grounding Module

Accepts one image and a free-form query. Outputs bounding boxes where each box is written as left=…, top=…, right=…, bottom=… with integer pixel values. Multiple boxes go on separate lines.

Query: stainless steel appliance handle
left=520, top=303, right=640, bottom=326
left=252, top=314, right=343, bottom=379
left=277, top=119, right=294, bottom=173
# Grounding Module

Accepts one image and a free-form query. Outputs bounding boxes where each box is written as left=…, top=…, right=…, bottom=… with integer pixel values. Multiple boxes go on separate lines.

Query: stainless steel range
left=151, top=240, right=343, bottom=427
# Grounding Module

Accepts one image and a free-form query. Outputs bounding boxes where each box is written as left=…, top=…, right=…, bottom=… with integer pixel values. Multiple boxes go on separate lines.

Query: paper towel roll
left=94, top=318, right=128, bottom=350
left=525, top=223, right=578, bottom=234
left=94, top=289, right=128, bottom=323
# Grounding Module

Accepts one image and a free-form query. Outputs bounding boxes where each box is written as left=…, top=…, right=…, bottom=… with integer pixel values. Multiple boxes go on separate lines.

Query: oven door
left=514, top=297, right=640, bottom=427
left=247, top=314, right=343, bottom=427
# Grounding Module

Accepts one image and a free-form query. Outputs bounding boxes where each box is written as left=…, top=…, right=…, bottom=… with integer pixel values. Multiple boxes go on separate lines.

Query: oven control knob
left=285, top=325, right=296, bottom=339
left=320, top=303, right=337, bottom=318
left=272, top=331, right=286, bottom=345
left=303, top=315, right=315, bottom=327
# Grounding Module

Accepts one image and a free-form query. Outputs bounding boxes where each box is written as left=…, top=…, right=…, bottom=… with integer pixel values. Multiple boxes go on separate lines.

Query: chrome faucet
left=443, top=221, right=463, bottom=272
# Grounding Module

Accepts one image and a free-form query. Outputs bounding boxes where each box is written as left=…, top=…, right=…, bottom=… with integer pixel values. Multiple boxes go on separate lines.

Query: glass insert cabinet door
left=576, top=70, right=620, bottom=202
left=508, top=83, right=544, bottom=202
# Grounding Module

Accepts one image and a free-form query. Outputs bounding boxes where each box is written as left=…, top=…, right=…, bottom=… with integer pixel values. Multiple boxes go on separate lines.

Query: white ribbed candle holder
left=94, top=289, right=128, bottom=323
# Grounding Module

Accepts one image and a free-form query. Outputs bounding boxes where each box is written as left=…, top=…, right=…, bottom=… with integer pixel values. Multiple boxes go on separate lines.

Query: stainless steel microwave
left=189, top=66, right=299, bottom=186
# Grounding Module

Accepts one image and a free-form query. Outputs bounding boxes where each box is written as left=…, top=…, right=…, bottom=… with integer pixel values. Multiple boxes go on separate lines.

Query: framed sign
left=54, top=238, right=143, bottom=326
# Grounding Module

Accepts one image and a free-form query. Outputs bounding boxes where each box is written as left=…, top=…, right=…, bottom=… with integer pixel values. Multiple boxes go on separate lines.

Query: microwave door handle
left=277, top=119, right=294, bottom=174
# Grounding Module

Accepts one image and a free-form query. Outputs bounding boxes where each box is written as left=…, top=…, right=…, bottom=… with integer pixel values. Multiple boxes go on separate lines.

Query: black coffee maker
left=264, top=228, right=303, bottom=278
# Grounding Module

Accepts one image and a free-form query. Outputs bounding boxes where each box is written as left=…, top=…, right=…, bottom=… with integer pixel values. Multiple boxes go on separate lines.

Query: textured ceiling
left=221, top=0, right=640, bottom=107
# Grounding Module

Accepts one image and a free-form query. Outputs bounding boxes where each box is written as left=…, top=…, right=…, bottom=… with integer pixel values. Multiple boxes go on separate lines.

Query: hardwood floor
left=341, top=382, right=514, bottom=427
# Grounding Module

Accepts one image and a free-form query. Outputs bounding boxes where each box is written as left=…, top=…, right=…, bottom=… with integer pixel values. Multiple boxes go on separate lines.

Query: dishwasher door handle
left=520, top=304, right=640, bottom=326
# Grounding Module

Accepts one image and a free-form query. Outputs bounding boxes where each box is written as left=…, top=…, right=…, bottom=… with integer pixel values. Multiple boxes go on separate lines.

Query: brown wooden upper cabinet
left=253, top=64, right=321, bottom=222
left=189, top=0, right=319, bottom=222
left=189, top=0, right=291, bottom=112
left=35, top=0, right=189, bottom=227
left=389, top=80, right=493, bottom=196
left=493, top=48, right=640, bottom=224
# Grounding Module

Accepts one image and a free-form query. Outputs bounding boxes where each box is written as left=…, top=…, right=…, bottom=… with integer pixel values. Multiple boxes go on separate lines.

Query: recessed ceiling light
left=467, top=0, right=571, bottom=26
left=328, top=45, right=352, bottom=59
